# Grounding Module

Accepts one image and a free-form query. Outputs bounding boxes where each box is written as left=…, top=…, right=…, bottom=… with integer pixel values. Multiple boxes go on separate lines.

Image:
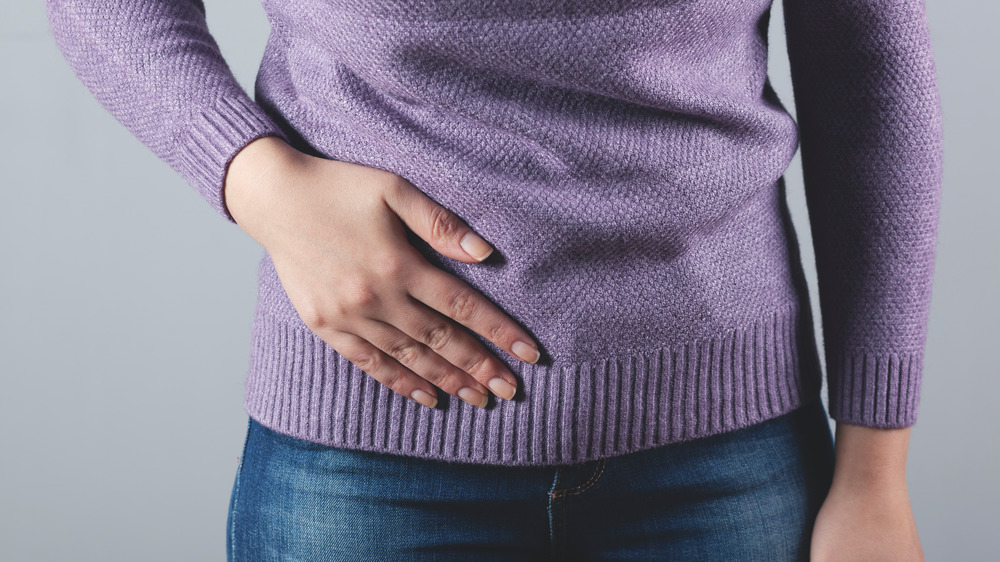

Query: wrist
left=831, top=421, right=911, bottom=489
left=223, top=135, right=300, bottom=228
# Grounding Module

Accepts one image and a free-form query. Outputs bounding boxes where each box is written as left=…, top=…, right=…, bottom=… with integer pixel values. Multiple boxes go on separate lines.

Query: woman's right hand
left=222, top=136, right=539, bottom=410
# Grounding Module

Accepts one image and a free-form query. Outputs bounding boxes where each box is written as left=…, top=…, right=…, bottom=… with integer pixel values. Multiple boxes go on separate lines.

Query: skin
left=224, top=136, right=924, bottom=556
left=223, top=135, right=539, bottom=410
left=812, top=423, right=924, bottom=560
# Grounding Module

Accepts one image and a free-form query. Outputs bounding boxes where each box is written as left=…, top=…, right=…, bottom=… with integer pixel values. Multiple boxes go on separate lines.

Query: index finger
left=407, top=266, right=541, bottom=365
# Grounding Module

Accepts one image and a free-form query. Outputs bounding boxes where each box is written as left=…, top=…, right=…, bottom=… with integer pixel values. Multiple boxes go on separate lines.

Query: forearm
left=46, top=0, right=287, bottom=224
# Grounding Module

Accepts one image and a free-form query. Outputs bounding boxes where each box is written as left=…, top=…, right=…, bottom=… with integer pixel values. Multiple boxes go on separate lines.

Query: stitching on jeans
left=554, top=458, right=607, bottom=497
left=230, top=417, right=252, bottom=561
left=547, top=468, right=561, bottom=560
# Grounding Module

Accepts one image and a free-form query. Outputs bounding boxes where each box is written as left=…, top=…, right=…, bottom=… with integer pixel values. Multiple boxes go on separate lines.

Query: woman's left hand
left=810, top=477, right=924, bottom=561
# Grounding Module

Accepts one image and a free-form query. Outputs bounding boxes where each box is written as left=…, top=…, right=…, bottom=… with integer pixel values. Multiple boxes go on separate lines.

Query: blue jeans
left=227, top=396, right=835, bottom=561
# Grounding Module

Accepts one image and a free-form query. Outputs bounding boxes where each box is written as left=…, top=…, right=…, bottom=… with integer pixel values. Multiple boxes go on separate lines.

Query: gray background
left=1, top=1, right=996, bottom=560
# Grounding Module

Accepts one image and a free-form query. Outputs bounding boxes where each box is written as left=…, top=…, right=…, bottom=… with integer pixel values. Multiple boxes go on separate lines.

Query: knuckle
left=484, top=320, right=507, bottom=343
left=386, top=340, right=422, bottom=366
left=299, top=303, right=331, bottom=331
left=446, top=289, right=479, bottom=324
left=350, top=349, right=381, bottom=374
left=428, top=205, right=460, bottom=243
left=421, top=322, right=453, bottom=352
left=462, top=353, right=492, bottom=378
left=342, top=278, right=380, bottom=310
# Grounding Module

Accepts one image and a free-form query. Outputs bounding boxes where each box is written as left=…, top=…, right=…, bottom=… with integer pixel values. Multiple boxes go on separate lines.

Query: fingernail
left=488, top=377, right=517, bottom=400
left=410, top=389, right=438, bottom=409
left=512, top=340, right=540, bottom=363
left=460, top=232, right=494, bottom=262
left=458, top=386, right=488, bottom=408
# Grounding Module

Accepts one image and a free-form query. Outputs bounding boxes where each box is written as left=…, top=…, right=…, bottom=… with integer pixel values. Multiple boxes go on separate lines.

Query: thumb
left=382, top=178, right=495, bottom=263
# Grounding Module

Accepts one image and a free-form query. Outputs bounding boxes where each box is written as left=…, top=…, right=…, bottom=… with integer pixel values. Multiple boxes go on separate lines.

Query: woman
left=46, top=0, right=941, bottom=559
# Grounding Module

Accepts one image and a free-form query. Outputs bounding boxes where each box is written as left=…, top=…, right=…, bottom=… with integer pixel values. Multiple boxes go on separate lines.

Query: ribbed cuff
left=175, top=95, right=289, bottom=224
left=825, top=348, right=923, bottom=428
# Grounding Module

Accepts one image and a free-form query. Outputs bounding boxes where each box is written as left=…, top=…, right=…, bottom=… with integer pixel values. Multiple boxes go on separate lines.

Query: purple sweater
left=46, top=0, right=943, bottom=466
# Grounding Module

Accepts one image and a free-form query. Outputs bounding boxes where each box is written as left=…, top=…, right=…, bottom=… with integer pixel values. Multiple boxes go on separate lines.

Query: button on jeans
left=226, top=396, right=835, bottom=561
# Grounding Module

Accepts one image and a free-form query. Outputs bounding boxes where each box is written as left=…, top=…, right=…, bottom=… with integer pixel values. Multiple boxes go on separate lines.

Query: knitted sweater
left=46, top=0, right=943, bottom=466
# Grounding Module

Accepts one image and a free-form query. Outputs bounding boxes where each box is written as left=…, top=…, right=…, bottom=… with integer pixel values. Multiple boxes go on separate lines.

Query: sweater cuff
left=825, top=348, right=924, bottom=428
left=175, top=95, right=289, bottom=224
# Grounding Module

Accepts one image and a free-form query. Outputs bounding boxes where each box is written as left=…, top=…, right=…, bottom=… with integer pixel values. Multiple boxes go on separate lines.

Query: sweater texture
left=46, top=0, right=943, bottom=466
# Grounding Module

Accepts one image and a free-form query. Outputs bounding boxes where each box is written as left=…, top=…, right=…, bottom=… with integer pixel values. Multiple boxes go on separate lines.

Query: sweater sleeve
left=781, top=0, right=944, bottom=428
left=45, top=0, right=289, bottom=224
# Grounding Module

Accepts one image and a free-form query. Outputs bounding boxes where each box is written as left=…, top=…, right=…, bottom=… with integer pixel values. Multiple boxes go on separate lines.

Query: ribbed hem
left=242, top=301, right=823, bottom=466
left=175, top=95, right=289, bottom=224
left=825, top=349, right=923, bottom=428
